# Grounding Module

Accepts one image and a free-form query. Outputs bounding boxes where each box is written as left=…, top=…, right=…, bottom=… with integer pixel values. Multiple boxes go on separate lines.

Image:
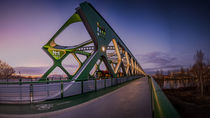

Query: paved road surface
left=1, top=77, right=152, bottom=118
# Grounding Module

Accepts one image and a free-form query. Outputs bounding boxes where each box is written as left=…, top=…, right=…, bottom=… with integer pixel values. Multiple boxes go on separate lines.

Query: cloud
left=62, top=64, right=78, bottom=68
left=14, top=64, right=79, bottom=75
left=140, top=52, right=176, bottom=66
left=14, top=52, right=185, bottom=75
left=14, top=67, right=48, bottom=75
left=137, top=52, right=184, bottom=72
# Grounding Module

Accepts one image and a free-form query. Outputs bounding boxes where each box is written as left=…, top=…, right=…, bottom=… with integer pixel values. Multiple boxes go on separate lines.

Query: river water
left=161, top=79, right=196, bottom=89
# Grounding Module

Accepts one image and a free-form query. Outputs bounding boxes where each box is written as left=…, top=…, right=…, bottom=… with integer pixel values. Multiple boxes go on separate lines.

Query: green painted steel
left=41, top=2, right=146, bottom=81
left=148, top=76, right=181, bottom=118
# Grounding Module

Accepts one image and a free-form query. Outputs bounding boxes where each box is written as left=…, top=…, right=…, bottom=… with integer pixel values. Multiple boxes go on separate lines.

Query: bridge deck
left=29, top=77, right=151, bottom=118
left=0, top=77, right=152, bottom=118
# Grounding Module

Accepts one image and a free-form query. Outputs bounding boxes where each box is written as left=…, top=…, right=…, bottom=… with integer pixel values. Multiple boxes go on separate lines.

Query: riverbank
left=163, top=88, right=210, bottom=118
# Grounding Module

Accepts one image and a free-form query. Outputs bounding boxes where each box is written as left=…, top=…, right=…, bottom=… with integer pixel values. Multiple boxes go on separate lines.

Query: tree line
left=154, top=50, right=210, bottom=96
left=0, top=60, right=15, bottom=79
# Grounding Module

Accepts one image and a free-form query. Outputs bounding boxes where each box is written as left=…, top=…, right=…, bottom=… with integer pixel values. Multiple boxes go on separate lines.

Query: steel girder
left=40, top=2, right=145, bottom=81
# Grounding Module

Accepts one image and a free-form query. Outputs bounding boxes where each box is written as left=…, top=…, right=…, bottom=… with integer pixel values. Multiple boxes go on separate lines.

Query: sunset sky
left=0, top=0, right=210, bottom=74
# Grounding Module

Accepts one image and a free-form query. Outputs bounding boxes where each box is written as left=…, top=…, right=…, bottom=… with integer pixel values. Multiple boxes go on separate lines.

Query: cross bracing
left=40, top=2, right=146, bottom=81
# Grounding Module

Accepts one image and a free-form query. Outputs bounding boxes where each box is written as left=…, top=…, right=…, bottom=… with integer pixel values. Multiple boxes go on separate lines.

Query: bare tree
left=155, top=70, right=160, bottom=79
left=192, top=50, right=206, bottom=96
left=167, top=70, right=171, bottom=79
left=160, top=69, right=164, bottom=79
left=0, top=60, right=15, bottom=79
left=180, top=67, right=186, bottom=87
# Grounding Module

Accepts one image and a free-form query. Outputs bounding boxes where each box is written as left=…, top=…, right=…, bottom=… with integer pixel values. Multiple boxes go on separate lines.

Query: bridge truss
left=41, top=2, right=145, bottom=81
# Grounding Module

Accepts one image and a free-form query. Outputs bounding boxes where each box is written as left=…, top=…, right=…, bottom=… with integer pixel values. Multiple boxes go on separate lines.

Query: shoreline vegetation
left=153, top=50, right=210, bottom=118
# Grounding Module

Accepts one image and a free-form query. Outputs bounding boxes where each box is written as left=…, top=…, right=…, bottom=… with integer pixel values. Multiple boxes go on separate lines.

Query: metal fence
left=0, top=76, right=141, bottom=104
left=148, top=76, right=181, bottom=118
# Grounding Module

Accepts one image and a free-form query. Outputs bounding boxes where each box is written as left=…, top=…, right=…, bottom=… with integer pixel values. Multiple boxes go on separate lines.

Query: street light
left=101, top=46, right=106, bottom=52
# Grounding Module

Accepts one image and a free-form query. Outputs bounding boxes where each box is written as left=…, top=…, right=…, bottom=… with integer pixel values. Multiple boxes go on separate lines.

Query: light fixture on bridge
left=101, top=46, right=106, bottom=52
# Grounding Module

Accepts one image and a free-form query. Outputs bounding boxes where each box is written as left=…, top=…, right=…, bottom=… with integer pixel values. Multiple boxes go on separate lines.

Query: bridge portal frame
left=41, top=2, right=145, bottom=81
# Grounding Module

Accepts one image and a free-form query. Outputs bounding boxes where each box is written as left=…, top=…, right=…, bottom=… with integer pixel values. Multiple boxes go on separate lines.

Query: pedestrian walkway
left=4, top=77, right=152, bottom=118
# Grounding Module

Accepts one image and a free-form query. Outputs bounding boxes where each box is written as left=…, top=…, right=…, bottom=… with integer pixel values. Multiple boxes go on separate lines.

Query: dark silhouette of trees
left=155, top=70, right=160, bottom=79
left=191, top=50, right=206, bottom=96
left=167, top=70, right=171, bottom=78
left=155, top=69, right=164, bottom=79
left=0, top=60, right=15, bottom=79
left=180, top=67, right=186, bottom=87
left=154, top=50, right=210, bottom=96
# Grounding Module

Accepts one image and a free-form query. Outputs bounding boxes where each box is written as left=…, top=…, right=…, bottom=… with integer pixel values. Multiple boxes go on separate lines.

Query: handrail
left=0, top=79, right=71, bottom=84
left=0, top=76, right=140, bottom=85
left=148, top=76, right=181, bottom=118
left=0, top=76, right=141, bottom=104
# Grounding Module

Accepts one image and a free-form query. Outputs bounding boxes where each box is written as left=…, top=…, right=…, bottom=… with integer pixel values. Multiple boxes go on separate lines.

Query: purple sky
left=0, top=0, right=210, bottom=74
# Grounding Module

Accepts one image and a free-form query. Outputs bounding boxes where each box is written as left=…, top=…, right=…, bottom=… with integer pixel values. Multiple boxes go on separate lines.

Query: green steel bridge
left=0, top=2, right=180, bottom=118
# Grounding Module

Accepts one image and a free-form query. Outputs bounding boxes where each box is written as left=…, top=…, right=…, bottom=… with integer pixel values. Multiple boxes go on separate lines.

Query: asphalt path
left=1, top=77, right=152, bottom=118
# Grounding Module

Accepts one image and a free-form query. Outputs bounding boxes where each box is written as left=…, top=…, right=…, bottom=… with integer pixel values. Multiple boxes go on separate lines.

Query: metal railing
left=148, top=76, right=181, bottom=118
left=0, top=76, right=141, bottom=104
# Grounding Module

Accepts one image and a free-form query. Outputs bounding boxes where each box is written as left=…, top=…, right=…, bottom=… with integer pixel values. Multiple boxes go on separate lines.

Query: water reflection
left=162, top=79, right=195, bottom=89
